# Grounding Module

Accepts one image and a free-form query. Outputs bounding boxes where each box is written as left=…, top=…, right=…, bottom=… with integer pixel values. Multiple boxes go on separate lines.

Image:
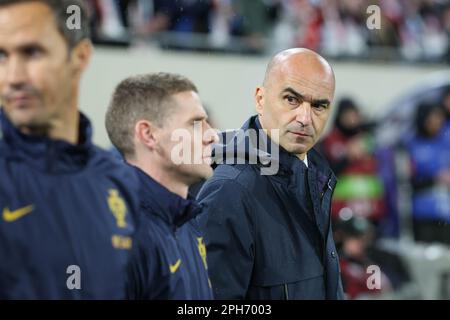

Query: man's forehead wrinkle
left=272, top=61, right=334, bottom=93
left=283, top=74, right=335, bottom=93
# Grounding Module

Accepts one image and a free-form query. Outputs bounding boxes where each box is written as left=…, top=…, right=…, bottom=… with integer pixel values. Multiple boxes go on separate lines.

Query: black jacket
left=197, top=115, right=344, bottom=300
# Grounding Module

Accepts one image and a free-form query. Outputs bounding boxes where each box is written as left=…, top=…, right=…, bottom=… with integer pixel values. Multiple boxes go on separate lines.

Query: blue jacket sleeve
left=197, top=179, right=255, bottom=299
left=127, top=222, right=171, bottom=300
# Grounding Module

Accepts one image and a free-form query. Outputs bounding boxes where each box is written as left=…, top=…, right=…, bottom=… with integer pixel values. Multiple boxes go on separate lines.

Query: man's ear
left=135, top=120, right=158, bottom=151
left=255, top=86, right=264, bottom=116
left=70, top=39, right=92, bottom=75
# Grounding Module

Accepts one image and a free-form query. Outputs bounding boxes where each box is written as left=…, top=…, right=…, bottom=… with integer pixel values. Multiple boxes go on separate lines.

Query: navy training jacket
left=197, top=115, right=345, bottom=300
left=127, top=167, right=213, bottom=300
left=0, top=110, right=138, bottom=299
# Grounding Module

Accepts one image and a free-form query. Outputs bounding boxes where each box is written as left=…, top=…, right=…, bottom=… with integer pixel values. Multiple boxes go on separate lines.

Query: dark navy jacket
left=0, top=111, right=138, bottom=299
left=197, top=115, right=344, bottom=300
left=127, top=167, right=213, bottom=300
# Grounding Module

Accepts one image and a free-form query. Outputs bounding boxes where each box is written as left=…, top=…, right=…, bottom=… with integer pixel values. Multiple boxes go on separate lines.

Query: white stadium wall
left=79, top=46, right=444, bottom=148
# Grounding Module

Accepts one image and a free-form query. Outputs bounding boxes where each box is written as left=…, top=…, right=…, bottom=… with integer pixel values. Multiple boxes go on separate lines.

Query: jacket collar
left=250, top=116, right=337, bottom=243
left=0, top=109, right=95, bottom=173
left=213, top=115, right=335, bottom=183
left=133, top=166, right=203, bottom=229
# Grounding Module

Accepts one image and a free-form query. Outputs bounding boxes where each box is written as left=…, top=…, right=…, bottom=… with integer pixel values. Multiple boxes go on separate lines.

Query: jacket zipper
left=284, top=284, right=289, bottom=300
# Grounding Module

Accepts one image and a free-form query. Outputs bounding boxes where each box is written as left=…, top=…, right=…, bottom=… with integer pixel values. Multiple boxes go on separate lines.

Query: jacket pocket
left=247, top=261, right=325, bottom=300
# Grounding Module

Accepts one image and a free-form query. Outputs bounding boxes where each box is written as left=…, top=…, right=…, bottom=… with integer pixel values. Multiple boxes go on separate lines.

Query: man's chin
left=5, top=108, right=45, bottom=128
left=191, top=164, right=214, bottom=181
left=179, top=163, right=213, bottom=187
left=280, top=141, right=310, bottom=155
left=197, top=164, right=214, bottom=180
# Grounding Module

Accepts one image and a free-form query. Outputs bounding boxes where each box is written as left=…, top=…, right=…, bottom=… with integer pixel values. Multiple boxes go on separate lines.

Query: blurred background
left=81, top=0, right=450, bottom=299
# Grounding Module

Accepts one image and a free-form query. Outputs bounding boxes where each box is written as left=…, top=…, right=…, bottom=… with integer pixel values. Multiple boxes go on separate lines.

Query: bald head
left=263, top=48, right=335, bottom=93
left=255, top=48, right=336, bottom=160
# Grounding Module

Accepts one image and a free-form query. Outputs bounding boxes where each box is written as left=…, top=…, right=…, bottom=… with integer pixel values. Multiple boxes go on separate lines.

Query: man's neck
left=49, top=111, right=80, bottom=144
left=18, top=106, right=80, bottom=145
left=297, top=153, right=308, bottom=167
left=129, top=158, right=189, bottom=199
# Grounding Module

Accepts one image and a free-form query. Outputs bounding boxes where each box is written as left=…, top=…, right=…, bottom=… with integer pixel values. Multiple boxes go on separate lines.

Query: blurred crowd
left=87, top=0, right=450, bottom=61
left=318, top=86, right=450, bottom=299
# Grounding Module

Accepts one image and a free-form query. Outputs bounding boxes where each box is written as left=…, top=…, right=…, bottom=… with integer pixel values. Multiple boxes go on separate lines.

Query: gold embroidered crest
left=107, top=189, right=127, bottom=228
left=197, top=237, right=208, bottom=270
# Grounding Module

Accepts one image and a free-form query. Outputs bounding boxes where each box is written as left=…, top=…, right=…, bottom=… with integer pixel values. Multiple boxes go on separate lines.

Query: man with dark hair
left=0, top=0, right=90, bottom=50
left=197, top=48, right=345, bottom=299
left=0, top=0, right=138, bottom=299
left=106, top=72, right=217, bottom=299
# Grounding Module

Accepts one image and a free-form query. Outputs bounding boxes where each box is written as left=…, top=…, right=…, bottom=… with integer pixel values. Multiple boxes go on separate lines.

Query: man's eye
left=312, top=103, right=327, bottom=111
left=24, top=47, right=43, bottom=58
left=0, top=51, right=7, bottom=62
left=285, top=95, right=299, bottom=105
left=192, top=120, right=203, bottom=126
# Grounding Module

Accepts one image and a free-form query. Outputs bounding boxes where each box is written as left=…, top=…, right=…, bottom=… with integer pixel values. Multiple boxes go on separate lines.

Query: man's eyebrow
left=312, top=99, right=331, bottom=106
left=282, top=87, right=304, bottom=99
left=0, top=43, right=45, bottom=56
left=188, top=114, right=208, bottom=122
left=282, top=87, right=330, bottom=106
left=17, top=42, right=46, bottom=51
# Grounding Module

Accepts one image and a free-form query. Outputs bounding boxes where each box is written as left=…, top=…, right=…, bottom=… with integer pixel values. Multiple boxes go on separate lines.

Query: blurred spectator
left=230, top=0, right=279, bottom=52
left=333, top=216, right=394, bottom=299
left=407, top=102, right=450, bottom=244
left=133, top=0, right=213, bottom=35
left=366, top=0, right=402, bottom=50
left=321, top=0, right=369, bottom=56
left=87, top=0, right=449, bottom=62
left=88, top=0, right=130, bottom=43
left=334, top=215, right=412, bottom=299
left=272, top=0, right=323, bottom=52
left=209, top=0, right=233, bottom=48
left=444, top=3, right=450, bottom=62
left=442, top=86, right=450, bottom=141
left=400, top=0, right=449, bottom=62
left=321, top=98, right=386, bottom=223
left=127, top=0, right=170, bottom=36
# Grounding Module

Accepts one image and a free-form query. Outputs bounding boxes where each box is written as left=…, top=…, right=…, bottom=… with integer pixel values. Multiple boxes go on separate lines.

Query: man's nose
left=296, top=101, right=313, bottom=127
left=5, top=56, right=28, bottom=87
left=203, top=121, right=219, bottom=145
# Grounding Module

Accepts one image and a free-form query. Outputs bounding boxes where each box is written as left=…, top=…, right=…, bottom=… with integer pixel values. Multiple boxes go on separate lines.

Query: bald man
left=197, top=48, right=344, bottom=300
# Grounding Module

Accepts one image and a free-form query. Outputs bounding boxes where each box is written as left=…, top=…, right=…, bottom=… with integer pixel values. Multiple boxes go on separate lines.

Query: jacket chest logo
left=3, top=204, right=34, bottom=222
left=169, top=259, right=182, bottom=274
left=107, top=189, right=127, bottom=228
left=197, top=237, right=208, bottom=270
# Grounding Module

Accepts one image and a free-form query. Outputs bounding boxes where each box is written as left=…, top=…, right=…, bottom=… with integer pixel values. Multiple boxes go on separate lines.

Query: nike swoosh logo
left=169, top=259, right=182, bottom=274
left=3, top=205, right=35, bottom=222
